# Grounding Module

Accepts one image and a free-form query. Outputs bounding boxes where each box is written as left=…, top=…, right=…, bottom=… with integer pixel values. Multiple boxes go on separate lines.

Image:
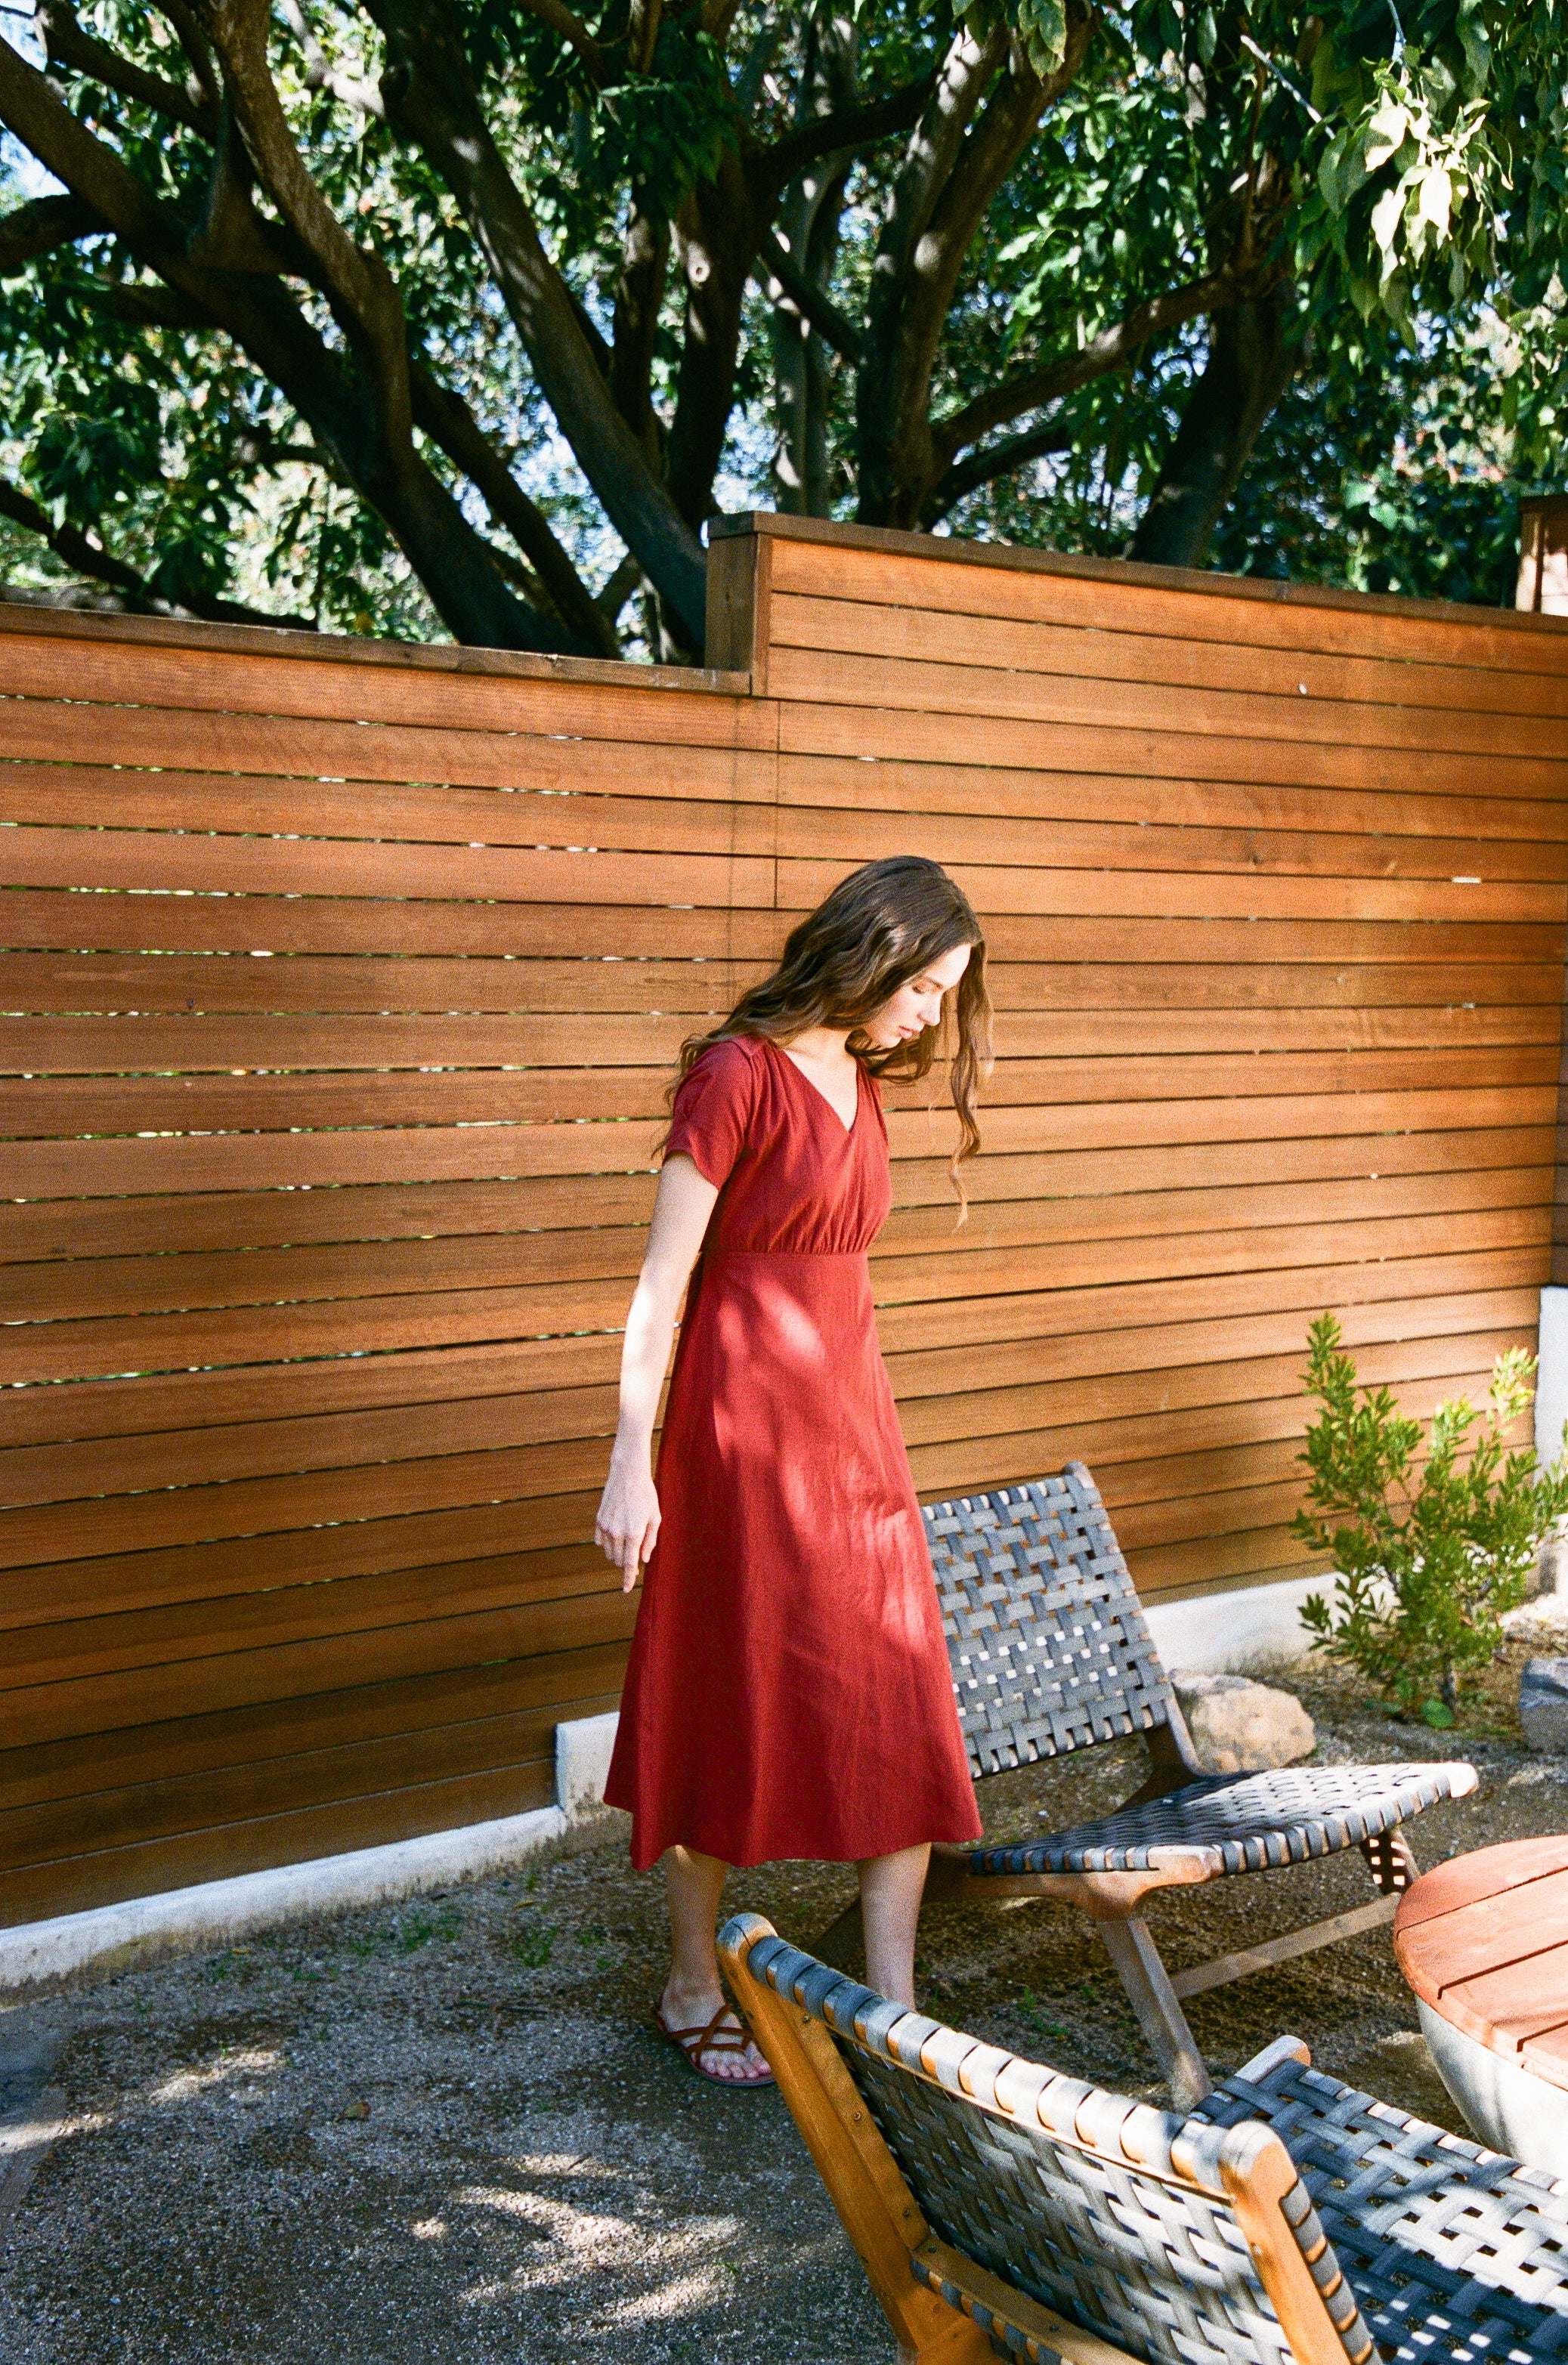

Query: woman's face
left=861, top=941, right=972, bottom=1050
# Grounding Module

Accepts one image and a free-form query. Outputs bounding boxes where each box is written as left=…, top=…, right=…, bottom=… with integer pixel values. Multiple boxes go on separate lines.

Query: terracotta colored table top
left=1393, top=1835, right=1568, bottom=2096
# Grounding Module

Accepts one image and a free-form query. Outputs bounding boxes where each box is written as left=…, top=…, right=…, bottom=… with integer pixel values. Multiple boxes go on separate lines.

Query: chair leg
left=1361, top=1829, right=1418, bottom=1895
left=1093, top=1915, right=1213, bottom=2111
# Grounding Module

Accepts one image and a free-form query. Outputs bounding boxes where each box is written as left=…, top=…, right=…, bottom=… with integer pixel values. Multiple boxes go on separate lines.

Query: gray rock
left=1170, top=1671, right=1316, bottom=1774
left=1520, top=1657, right=1568, bottom=1754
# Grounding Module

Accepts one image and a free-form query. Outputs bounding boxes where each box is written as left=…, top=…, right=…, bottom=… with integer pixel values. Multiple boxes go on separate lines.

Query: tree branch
left=0, top=472, right=317, bottom=627
left=0, top=27, right=576, bottom=652
left=762, top=66, right=937, bottom=188
left=407, top=363, right=615, bottom=656
left=200, top=0, right=412, bottom=444
left=366, top=0, right=707, bottom=651
left=0, top=189, right=102, bottom=273
left=755, top=221, right=861, bottom=362
left=932, top=260, right=1276, bottom=466
left=516, top=0, right=608, bottom=84
left=78, top=278, right=212, bottom=326
left=156, top=0, right=221, bottom=109
left=37, top=0, right=218, bottom=134
left=852, top=23, right=1007, bottom=524
left=609, top=191, right=669, bottom=456
left=920, top=416, right=1073, bottom=523
left=626, top=0, right=661, bottom=76
left=596, top=548, right=642, bottom=624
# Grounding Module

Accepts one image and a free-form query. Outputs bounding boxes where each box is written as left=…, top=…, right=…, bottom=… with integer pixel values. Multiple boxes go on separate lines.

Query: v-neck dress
left=604, top=1034, right=981, bottom=1869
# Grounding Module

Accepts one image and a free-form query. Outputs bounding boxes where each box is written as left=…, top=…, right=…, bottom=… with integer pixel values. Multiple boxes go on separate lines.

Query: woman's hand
left=595, top=1455, right=661, bottom=1593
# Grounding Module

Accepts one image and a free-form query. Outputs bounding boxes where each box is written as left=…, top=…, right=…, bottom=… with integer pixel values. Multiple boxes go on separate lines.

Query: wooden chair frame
left=721, top=1912, right=1367, bottom=2365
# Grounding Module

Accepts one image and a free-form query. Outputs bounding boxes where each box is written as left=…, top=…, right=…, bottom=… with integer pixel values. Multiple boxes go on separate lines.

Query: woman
left=594, top=857, right=991, bottom=2085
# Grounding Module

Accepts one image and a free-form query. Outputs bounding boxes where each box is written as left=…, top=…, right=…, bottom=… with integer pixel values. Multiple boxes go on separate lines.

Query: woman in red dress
left=595, top=858, right=990, bottom=2084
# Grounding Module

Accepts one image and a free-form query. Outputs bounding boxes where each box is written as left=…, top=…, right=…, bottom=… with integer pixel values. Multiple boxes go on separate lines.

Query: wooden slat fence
left=3, top=512, right=1565, bottom=1925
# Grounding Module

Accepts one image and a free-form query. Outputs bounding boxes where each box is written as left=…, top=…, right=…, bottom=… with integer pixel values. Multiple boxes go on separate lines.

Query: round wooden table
left=1393, top=1835, right=1568, bottom=2175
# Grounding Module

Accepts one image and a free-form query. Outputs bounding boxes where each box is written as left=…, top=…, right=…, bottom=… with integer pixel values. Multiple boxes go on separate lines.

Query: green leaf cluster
left=1295, top=1312, right=1568, bottom=1724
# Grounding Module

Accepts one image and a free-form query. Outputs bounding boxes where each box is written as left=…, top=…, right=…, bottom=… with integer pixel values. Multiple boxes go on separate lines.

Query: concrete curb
left=0, top=1804, right=571, bottom=1997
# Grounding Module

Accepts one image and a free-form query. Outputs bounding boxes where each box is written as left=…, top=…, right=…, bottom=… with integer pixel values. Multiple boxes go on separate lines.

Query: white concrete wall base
left=1143, top=1572, right=1322, bottom=1674
left=0, top=1804, right=568, bottom=1999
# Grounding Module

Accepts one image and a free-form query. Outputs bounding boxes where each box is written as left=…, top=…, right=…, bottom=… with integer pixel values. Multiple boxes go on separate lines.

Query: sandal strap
left=660, top=2004, right=751, bottom=2060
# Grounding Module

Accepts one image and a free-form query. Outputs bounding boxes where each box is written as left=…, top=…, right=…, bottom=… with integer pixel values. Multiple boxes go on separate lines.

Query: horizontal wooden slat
left=2, top=1159, right=1548, bottom=1332
left=768, top=641, right=1568, bottom=762
left=0, top=1633, right=624, bottom=1816
left=767, top=589, right=1568, bottom=722
left=0, top=1288, right=1527, bottom=1637
left=1, top=1488, right=611, bottom=1637
left=0, top=1756, right=565, bottom=1926
left=1, top=950, right=1562, bottom=1019
left=3, top=887, right=1555, bottom=973
left=0, top=951, right=759, bottom=1016
left=0, top=627, right=762, bottom=740
left=1, top=763, right=778, bottom=839
left=0, top=1714, right=563, bottom=1881
left=0, top=1539, right=613, bottom=1690
left=2, top=1584, right=636, bottom=1750
left=7, top=1207, right=1543, bottom=1504
left=765, top=529, right=1568, bottom=679
left=775, top=750, right=1568, bottom=842
left=1, top=822, right=775, bottom=908
left=0, top=889, right=789, bottom=962
left=776, top=697, right=1568, bottom=798
left=10, top=758, right=1567, bottom=881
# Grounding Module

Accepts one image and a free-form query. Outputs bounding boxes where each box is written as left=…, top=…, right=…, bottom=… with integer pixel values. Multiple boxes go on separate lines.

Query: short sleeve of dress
left=663, top=1038, right=756, bottom=1191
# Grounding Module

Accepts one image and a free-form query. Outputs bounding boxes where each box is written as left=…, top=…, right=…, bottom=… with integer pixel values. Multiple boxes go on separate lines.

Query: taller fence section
left=712, top=515, right=1568, bottom=1592
left=3, top=520, right=1566, bottom=1928
left=0, top=614, right=767, bottom=1924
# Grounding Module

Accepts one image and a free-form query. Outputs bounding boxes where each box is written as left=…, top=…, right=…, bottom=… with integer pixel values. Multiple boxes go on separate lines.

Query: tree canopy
left=0, top=0, right=1563, bottom=657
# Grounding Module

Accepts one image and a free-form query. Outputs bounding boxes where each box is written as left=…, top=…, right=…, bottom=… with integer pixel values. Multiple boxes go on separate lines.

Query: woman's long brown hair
left=670, top=855, right=992, bottom=1211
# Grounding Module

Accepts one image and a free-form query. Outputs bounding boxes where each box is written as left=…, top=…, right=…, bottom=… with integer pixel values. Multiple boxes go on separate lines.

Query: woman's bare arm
left=593, top=1154, right=719, bottom=1592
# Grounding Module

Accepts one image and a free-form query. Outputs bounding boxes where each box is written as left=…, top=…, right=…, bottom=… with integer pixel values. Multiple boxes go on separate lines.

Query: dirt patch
left=4, top=1626, right=1566, bottom=2365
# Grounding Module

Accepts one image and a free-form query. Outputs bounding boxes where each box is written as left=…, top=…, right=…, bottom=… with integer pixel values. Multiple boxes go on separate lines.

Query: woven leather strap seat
left=722, top=1916, right=1568, bottom=2365
left=973, top=1761, right=1476, bottom=1879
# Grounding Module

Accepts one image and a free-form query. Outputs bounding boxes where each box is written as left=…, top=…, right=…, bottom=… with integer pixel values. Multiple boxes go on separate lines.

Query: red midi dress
left=604, top=1034, right=982, bottom=1870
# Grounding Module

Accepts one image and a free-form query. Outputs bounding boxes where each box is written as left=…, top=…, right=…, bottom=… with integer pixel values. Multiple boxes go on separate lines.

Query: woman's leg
left=659, top=1845, right=769, bottom=2080
left=857, top=1842, right=932, bottom=2008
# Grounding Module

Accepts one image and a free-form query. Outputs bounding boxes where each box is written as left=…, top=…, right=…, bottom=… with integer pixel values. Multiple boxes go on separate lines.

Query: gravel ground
left=4, top=1621, right=1566, bottom=2365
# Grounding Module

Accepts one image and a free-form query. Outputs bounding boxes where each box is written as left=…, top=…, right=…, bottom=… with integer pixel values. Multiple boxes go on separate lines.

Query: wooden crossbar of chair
left=722, top=1916, right=1568, bottom=2365
left=818, top=1462, right=1476, bottom=2109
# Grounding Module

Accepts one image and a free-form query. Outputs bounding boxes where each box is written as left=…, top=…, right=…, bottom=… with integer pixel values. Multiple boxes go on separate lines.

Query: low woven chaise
left=820, top=1462, right=1477, bottom=2108
left=722, top=1915, right=1568, bottom=2365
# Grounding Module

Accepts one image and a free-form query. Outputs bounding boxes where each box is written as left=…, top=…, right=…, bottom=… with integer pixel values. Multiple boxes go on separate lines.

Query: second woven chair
left=821, top=1461, right=1477, bottom=2107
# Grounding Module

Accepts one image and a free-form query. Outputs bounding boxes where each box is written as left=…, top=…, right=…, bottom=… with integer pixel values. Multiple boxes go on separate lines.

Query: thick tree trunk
left=772, top=11, right=856, bottom=518
left=1128, top=289, right=1299, bottom=569
left=367, top=0, right=708, bottom=652
left=0, top=28, right=588, bottom=655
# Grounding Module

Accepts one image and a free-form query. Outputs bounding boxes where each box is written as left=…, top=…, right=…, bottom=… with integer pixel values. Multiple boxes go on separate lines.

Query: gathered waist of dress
left=701, top=1246, right=871, bottom=1264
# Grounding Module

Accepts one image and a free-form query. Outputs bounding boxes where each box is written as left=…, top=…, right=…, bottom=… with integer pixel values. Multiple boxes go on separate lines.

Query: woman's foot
left=654, top=1982, right=773, bottom=2085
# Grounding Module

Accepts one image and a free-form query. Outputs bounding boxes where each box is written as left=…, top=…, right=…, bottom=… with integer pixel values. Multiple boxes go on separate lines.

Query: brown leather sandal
left=652, top=1997, right=775, bottom=2088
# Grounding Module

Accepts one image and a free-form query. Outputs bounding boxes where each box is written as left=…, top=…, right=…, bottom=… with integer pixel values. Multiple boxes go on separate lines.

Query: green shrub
left=1294, top=1312, right=1568, bottom=1724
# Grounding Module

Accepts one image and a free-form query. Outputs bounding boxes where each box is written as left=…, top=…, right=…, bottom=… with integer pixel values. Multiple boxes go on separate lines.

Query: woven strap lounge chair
left=819, top=1462, right=1477, bottom=2108
left=722, top=1913, right=1568, bottom=2365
